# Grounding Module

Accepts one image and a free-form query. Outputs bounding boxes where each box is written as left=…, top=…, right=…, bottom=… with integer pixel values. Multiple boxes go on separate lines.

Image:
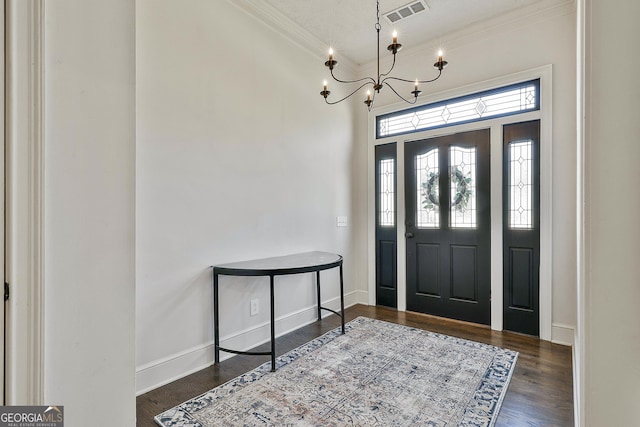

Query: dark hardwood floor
left=137, top=304, right=573, bottom=426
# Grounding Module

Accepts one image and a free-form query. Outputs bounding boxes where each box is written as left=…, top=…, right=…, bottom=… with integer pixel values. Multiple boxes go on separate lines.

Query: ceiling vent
left=384, top=1, right=428, bottom=24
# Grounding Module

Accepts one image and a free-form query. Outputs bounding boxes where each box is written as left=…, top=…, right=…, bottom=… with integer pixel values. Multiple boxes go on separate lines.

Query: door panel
left=405, top=129, right=491, bottom=325
left=503, top=121, right=540, bottom=336
left=416, top=243, right=440, bottom=296
left=375, top=143, right=397, bottom=308
left=450, top=245, right=477, bottom=302
left=378, top=240, right=396, bottom=288
left=509, top=248, right=534, bottom=309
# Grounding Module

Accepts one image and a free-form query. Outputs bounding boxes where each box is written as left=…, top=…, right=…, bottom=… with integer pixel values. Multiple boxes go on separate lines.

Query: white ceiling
left=262, top=0, right=542, bottom=65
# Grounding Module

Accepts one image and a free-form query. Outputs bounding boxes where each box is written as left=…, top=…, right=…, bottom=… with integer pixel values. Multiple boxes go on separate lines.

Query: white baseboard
left=353, top=289, right=369, bottom=305
left=136, top=290, right=362, bottom=395
left=551, top=323, right=575, bottom=346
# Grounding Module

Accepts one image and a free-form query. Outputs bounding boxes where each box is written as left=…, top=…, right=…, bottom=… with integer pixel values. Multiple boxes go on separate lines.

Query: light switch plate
left=336, top=216, right=348, bottom=227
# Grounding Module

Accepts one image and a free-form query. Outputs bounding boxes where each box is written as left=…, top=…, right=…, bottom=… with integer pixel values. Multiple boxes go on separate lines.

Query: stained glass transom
left=378, top=80, right=539, bottom=138
left=416, top=149, right=440, bottom=229
left=509, top=140, right=533, bottom=229
left=449, top=146, right=477, bottom=229
left=378, top=158, right=395, bottom=227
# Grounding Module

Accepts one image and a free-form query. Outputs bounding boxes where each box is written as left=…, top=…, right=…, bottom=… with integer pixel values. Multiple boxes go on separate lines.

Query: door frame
left=367, top=65, right=553, bottom=340
left=4, top=0, right=45, bottom=404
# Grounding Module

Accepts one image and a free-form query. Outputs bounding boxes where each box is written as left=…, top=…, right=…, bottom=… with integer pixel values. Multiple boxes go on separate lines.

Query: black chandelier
left=320, top=0, right=448, bottom=111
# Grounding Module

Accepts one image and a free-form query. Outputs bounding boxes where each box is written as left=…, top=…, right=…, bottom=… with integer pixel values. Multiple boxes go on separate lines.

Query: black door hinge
left=4, top=282, right=8, bottom=302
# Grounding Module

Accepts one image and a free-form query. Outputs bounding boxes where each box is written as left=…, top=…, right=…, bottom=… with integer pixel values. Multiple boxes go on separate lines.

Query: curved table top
left=212, top=251, right=342, bottom=276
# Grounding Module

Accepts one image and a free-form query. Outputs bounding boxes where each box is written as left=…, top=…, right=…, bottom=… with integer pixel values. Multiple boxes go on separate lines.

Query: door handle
left=405, top=232, right=414, bottom=238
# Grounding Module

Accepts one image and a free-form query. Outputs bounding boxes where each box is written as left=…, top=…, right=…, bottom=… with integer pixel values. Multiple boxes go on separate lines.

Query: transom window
left=377, top=79, right=539, bottom=138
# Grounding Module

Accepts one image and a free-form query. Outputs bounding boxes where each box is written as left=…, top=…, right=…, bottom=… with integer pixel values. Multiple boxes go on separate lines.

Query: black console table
left=212, top=251, right=345, bottom=372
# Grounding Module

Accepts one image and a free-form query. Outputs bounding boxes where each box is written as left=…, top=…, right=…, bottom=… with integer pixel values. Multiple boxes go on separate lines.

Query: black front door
left=405, top=129, right=491, bottom=325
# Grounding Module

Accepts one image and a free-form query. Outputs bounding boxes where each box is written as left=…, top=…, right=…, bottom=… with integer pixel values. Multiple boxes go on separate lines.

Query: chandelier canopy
left=320, top=0, right=448, bottom=111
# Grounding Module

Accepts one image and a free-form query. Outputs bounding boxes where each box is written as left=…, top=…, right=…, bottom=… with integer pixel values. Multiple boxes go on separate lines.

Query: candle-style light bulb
left=392, top=30, right=398, bottom=44
left=329, top=47, right=334, bottom=60
left=323, top=80, right=328, bottom=91
left=438, top=50, right=443, bottom=61
left=412, top=79, right=421, bottom=98
left=367, top=90, right=372, bottom=101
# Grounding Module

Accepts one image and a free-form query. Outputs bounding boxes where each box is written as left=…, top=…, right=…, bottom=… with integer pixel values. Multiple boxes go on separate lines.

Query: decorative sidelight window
left=508, top=140, right=533, bottom=229
left=416, top=149, right=440, bottom=228
left=449, top=146, right=477, bottom=228
left=378, top=158, right=395, bottom=226
left=377, top=79, right=539, bottom=138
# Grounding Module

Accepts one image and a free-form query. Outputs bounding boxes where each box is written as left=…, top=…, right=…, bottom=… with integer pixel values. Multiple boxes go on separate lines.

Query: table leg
left=214, top=271, right=220, bottom=365
left=316, top=270, right=321, bottom=321
left=270, top=274, right=276, bottom=372
left=340, top=263, right=345, bottom=334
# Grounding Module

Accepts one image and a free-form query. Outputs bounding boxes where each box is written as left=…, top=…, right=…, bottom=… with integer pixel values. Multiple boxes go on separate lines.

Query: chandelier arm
left=330, top=68, right=377, bottom=85
left=383, top=82, right=419, bottom=105
left=379, top=54, right=397, bottom=78
left=324, top=82, right=373, bottom=105
left=382, top=69, right=443, bottom=85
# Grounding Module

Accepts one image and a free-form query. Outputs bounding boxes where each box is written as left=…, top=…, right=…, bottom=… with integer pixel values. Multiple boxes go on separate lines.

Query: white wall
left=43, top=0, right=136, bottom=425
left=579, top=0, right=640, bottom=424
left=358, top=0, right=577, bottom=337
left=136, top=0, right=361, bottom=393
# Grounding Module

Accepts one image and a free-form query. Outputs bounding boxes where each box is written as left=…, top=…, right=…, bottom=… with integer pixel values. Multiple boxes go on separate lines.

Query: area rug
left=155, top=317, right=518, bottom=427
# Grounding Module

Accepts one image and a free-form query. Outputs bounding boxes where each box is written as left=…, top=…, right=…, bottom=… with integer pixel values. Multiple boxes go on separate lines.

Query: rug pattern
left=155, top=317, right=518, bottom=427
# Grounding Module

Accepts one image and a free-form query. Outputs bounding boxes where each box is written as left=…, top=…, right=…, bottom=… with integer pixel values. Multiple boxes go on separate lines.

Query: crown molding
left=224, top=0, right=359, bottom=74
left=360, top=0, right=576, bottom=72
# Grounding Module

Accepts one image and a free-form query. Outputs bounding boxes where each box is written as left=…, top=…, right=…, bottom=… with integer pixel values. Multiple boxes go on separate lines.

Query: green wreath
left=421, top=172, right=439, bottom=210
left=451, top=167, right=472, bottom=208
left=421, top=167, right=472, bottom=210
